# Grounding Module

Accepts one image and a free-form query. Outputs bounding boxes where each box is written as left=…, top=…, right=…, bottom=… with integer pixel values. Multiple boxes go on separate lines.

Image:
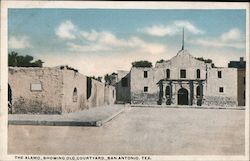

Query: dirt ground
left=8, top=107, right=245, bottom=155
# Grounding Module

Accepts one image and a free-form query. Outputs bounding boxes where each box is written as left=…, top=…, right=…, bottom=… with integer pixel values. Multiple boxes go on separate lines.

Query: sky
left=8, top=9, right=246, bottom=77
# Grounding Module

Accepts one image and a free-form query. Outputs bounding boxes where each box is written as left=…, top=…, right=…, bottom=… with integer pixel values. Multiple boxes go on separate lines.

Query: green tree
left=132, top=60, right=152, bottom=68
left=8, top=51, right=44, bottom=67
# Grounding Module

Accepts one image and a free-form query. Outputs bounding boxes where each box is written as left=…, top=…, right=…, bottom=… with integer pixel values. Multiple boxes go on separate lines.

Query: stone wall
left=205, top=67, right=238, bottom=106
left=8, top=67, right=116, bottom=114
left=8, top=67, right=63, bottom=114
left=61, top=69, right=87, bottom=113
left=237, top=69, right=245, bottom=106
left=130, top=67, right=159, bottom=104
left=85, top=79, right=105, bottom=108
left=104, top=85, right=116, bottom=105
left=115, top=70, right=130, bottom=103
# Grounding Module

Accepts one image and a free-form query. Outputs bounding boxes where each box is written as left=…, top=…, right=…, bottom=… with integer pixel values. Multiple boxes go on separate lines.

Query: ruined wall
left=237, top=69, right=245, bottom=106
left=85, top=79, right=105, bottom=108
left=116, top=70, right=130, bottom=103
left=205, top=67, right=238, bottom=106
left=62, top=70, right=115, bottom=112
left=8, top=67, right=63, bottom=114
left=61, top=69, right=87, bottom=113
left=104, top=85, right=116, bottom=105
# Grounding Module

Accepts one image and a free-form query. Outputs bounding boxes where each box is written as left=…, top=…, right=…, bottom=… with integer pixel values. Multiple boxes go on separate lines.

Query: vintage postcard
left=0, top=1, right=249, bottom=161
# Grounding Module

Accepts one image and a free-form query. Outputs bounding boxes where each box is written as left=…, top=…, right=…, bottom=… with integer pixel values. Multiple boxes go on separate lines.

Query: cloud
left=55, top=20, right=77, bottom=39
left=70, top=30, right=167, bottom=55
left=142, top=20, right=204, bottom=37
left=220, top=28, right=242, bottom=42
left=9, top=36, right=31, bottom=49
left=174, top=20, right=204, bottom=34
left=190, top=28, right=245, bottom=49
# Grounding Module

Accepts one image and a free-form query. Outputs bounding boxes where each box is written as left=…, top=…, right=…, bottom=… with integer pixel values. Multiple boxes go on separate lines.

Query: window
left=196, top=69, right=200, bottom=79
left=180, top=69, right=186, bottom=78
left=121, top=77, right=128, bottom=87
left=144, top=86, right=148, bottom=92
left=219, top=87, right=224, bottom=93
left=73, top=88, right=78, bottom=102
left=144, top=71, right=148, bottom=78
left=166, top=69, right=170, bottom=79
left=218, top=71, right=222, bottom=78
left=30, top=83, right=42, bottom=91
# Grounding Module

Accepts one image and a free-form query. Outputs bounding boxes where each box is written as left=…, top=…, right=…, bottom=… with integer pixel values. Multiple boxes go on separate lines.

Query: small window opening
left=219, top=87, right=224, bottom=93
left=73, top=88, right=78, bottom=102
left=144, top=86, right=148, bottom=92
left=197, top=69, right=200, bottom=79
left=166, top=69, right=170, bottom=79
left=218, top=71, right=222, bottom=78
left=144, top=71, right=148, bottom=78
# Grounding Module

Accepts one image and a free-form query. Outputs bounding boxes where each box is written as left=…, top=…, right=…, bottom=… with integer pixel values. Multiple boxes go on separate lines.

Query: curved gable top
left=156, top=49, right=207, bottom=69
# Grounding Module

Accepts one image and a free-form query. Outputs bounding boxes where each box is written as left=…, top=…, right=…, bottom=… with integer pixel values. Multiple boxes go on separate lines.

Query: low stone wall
left=203, top=96, right=238, bottom=107
left=131, top=92, right=159, bottom=105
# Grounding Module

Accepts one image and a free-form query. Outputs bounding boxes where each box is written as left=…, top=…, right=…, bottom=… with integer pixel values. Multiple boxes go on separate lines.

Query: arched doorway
left=8, top=84, right=12, bottom=113
left=178, top=88, right=188, bottom=105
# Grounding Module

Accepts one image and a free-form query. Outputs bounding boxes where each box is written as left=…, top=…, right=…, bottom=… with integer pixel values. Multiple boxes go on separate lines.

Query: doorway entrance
left=178, top=88, right=188, bottom=105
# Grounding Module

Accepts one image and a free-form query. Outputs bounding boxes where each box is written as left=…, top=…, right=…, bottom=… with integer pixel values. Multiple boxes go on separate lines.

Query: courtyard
left=8, top=107, right=245, bottom=155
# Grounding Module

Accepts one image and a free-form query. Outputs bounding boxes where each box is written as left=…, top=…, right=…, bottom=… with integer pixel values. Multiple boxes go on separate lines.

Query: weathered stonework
left=8, top=67, right=116, bottom=114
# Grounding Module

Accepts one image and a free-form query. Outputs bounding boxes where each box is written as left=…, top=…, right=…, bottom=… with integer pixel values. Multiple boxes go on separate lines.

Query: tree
left=8, top=51, right=44, bottom=67
left=156, top=59, right=164, bottom=63
left=132, top=60, right=152, bottom=68
left=104, top=73, right=118, bottom=85
left=195, top=57, right=215, bottom=67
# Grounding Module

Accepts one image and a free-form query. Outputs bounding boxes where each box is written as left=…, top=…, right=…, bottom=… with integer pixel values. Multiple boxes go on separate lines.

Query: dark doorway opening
left=178, top=88, right=188, bottom=105
left=86, top=77, right=92, bottom=99
left=8, top=84, right=12, bottom=113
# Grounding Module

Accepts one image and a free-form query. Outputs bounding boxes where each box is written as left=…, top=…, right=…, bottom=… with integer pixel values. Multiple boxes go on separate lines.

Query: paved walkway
left=130, top=104, right=245, bottom=110
left=8, top=105, right=125, bottom=126
left=8, top=107, right=245, bottom=155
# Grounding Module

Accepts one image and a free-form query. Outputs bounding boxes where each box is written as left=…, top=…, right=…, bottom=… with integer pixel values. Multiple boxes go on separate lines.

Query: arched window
left=196, top=86, right=201, bottom=97
left=166, top=86, right=171, bottom=97
left=197, top=69, right=200, bottom=79
left=166, top=69, right=170, bottom=79
left=73, top=88, right=78, bottom=102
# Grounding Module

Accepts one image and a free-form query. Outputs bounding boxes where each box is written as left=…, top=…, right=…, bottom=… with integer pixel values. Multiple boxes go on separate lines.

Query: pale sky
left=8, top=9, right=246, bottom=77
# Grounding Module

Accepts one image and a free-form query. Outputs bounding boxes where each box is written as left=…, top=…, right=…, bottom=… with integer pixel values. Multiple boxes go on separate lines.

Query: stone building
left=8, top=66, right=116, bottom=114
left=228, top=57, right=246, bottom=106
left=115, top=47, right=244, bottom=107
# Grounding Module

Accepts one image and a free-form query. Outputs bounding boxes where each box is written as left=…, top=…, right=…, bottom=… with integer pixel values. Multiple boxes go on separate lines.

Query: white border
left=0, top=1, right=249, bottom=161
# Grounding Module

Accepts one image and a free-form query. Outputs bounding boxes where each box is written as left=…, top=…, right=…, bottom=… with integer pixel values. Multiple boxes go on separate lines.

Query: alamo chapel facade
left=114, top=41, right=245, bottom=107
